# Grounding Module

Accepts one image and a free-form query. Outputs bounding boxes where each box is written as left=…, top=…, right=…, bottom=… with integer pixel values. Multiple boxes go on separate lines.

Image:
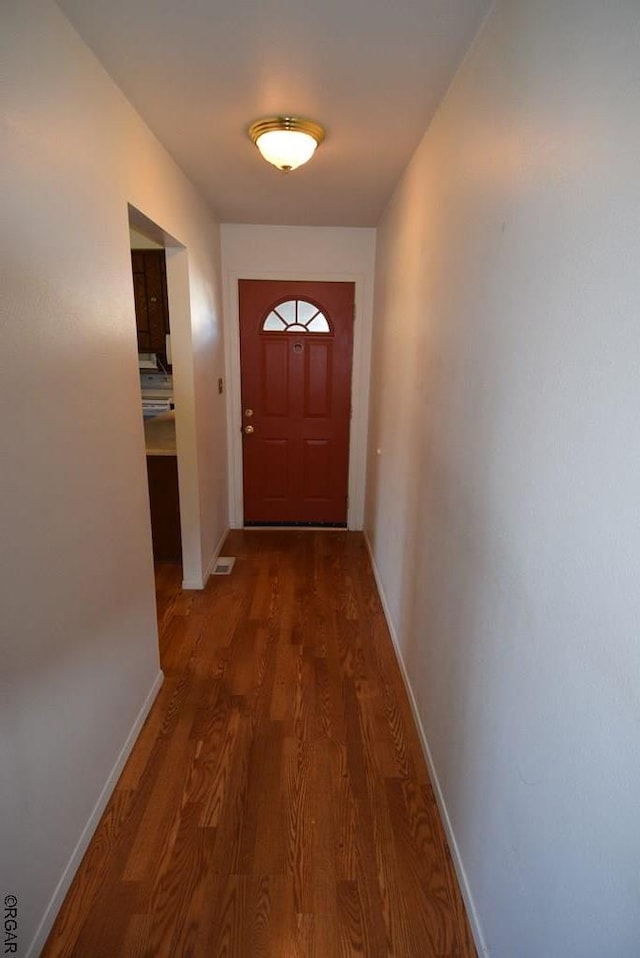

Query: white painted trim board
left=27, top=670, right=165, bottom=958
left=222, top=268, right=372, bottom=532
left=364, top=532, right=489, bottom=958
left=182, top=525, right=230, bottom=589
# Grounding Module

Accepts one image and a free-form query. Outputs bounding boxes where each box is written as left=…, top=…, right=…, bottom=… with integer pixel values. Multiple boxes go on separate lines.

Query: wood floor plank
left=332, top=741, right=359, bottom=883
left=42, top=789, right=138, bottom=957
left=385, top=777, right=460, bottom=955
left=311, top=739, right=339, bottom=953
left=121, top=688, right=197, bottom=883
left=283, top=735, right=315, bottom=916
left=246, top=721, right=286, bottom=876
left=140, top=803, right=216, bottom=957
left=337, top=880, right=368, bottom=957
left=43, top=532, right=477, bottom=958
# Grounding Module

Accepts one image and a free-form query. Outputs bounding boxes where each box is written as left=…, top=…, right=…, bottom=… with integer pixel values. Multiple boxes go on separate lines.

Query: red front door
left=239, top=279, right=354, bottom=525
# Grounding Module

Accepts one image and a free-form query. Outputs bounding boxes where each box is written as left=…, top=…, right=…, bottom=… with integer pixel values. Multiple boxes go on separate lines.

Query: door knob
left=244, top=424, right=254, bottom=435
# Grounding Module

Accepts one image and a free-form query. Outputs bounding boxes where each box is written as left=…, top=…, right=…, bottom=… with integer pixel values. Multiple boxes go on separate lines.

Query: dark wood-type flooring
left=44, top=530, right=476, bottom=957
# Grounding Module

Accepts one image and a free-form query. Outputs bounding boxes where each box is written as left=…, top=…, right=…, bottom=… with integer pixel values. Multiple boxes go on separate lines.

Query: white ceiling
left=57, top=0, right=490, bottom=227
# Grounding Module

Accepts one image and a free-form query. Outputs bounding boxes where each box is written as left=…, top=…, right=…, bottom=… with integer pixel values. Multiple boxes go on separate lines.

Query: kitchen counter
left=144, top=411, right=176, bottom=456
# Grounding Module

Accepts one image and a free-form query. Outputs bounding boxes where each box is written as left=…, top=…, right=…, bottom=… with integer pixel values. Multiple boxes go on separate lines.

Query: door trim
left=223, top=268, right=372, bottom=530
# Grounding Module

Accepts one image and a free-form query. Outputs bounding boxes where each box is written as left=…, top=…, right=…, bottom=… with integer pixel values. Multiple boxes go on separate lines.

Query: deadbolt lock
left=244, top=408, right=254, bottom=417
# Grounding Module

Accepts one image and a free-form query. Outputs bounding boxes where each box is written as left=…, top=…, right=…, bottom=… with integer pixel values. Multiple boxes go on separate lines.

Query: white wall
left=129, top=226, right=163, bottom=249
left=220, top=224, right=376, bottom=529
left=366, top=1, right=640, bottom=956
left=0, top=1, right=227, bottom=953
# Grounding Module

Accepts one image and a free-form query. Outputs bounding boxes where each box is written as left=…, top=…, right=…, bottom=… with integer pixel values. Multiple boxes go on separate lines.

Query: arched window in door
left=262, top=299, right=331, bottom=333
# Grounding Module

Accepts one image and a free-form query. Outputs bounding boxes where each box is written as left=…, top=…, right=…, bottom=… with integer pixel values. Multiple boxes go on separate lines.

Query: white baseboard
left=204, top=526, right=231, bottom=583
left=363, top=532, right=489, bottom=958
left=181, top=576, right=205, bottom=589
left=182, top=527, right=230, bottom=590
left=27, top=670, right=165, bottom=958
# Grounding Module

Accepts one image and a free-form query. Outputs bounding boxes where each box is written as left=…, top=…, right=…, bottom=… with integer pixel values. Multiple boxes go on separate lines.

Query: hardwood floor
left=43, top=531, right=476, bottom=957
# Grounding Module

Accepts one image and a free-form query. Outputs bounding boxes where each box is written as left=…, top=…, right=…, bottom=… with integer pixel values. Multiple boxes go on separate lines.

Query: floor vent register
left=212, top=556, right=236, bottom=576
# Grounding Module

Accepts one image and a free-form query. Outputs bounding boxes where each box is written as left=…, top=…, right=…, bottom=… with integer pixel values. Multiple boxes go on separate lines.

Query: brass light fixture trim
left=247, top=116, right=326, bottom=172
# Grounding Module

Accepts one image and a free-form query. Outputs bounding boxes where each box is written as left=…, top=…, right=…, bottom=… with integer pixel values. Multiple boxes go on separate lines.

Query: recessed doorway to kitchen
left=128, top=210, right=182, bottom=591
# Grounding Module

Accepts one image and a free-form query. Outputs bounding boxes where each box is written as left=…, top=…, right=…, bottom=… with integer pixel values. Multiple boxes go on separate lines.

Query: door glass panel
left=263, top=299, right=331, bottom=334
left=307, top=315, right=330, bottom=332
left=263, top=313, right=286, bottom=331
left=298, top=301, right=320, bottom=324
left=276, top=300, right=296, bottom=324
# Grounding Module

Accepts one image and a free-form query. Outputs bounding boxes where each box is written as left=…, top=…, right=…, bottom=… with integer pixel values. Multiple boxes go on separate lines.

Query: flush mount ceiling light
left=248, top=116, right=326, bottom=172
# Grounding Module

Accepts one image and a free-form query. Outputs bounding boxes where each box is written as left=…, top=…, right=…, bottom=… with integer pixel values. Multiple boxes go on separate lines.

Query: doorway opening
left=128, top=206, right=187, bottom=609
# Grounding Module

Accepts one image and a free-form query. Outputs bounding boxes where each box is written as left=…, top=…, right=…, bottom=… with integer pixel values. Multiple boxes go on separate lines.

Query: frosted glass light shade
left=248, top=117, right=325, bottom=172
left=255, top=129, right=318, bottom=171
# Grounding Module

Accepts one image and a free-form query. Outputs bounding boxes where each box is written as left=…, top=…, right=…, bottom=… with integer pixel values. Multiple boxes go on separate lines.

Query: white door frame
left=223, top=269, right=372, bottom=530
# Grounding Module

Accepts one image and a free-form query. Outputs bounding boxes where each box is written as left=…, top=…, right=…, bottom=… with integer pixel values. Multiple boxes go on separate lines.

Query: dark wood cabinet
left=131, top=250, right=170, bottom=361
left=146, top=455, right=182, bottom=562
